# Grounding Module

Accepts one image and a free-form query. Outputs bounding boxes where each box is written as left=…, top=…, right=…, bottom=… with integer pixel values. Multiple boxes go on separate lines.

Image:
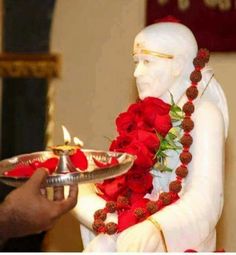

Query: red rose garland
left=93, top=48, right=210, bottom=235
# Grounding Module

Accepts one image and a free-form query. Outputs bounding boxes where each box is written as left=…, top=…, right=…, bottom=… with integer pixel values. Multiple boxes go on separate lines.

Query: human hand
left=1, top=168, right=78, bottom=240
left=116, top=219, right=164, bottom=252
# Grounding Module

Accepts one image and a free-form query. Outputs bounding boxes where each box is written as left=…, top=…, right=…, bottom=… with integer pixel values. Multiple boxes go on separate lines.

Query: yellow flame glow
left=73, top=137, right=84, bottom=147
left=62, top=125, right=71, bottom=144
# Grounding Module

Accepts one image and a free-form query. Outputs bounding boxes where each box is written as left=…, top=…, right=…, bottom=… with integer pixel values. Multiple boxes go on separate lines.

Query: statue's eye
left=143, top=60, right=150, bottom=65
left=134, top=60, right=139, bottom=65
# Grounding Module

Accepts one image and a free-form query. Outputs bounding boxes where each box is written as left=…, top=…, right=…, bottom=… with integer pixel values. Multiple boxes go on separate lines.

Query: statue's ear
left=172, top=55, right=185, bottom=77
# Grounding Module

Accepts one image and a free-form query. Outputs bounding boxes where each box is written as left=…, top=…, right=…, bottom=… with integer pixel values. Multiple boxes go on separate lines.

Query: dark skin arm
left=0, top=168, right=78, bottom=242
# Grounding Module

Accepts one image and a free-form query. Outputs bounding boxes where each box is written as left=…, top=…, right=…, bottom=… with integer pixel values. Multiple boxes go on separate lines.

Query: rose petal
left=70, top=149, right=88, bottom=170
left=118, top=210, right=137, bottom=232
left=4, top=166, right=35, bottom=177
left=93, top=157, right=119, bottom=168
left=41, top=157, right=59, bottom=174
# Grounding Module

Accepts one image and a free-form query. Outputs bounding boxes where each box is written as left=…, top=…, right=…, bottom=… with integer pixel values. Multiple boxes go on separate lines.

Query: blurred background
left=0, top=0, right=235, bottom=251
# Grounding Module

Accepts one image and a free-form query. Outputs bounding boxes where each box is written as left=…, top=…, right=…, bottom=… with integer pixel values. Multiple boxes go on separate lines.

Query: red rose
left=116, top=111, right=136, bottom=135
left=142, top=97, right=171, bottom=115
left=127, top=172, right=153, bottom=193
left=154, top=114, right=172, bottom=137
left=127, top=101, right=143, bottom=116
left=125, top=141, right=155, bottom=169
left=96, top=175, right=127, bottom=200
left=129, top=165, right=150, bottom=174
left=142, top=98, right=171, bottom=133
left=109, top=134, right=133, bottom=151
left=128, top=102, right=147, bottom=130
left=134, top=129, right=160, bottom=153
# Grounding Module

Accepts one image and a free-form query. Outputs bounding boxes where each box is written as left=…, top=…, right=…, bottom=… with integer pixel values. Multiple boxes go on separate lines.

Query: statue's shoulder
left=195, top=100, right=224, bottom=127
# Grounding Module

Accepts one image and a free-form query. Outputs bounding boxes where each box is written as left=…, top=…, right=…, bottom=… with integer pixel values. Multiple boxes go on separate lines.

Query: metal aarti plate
left=0, top=150, right=135, bottom=187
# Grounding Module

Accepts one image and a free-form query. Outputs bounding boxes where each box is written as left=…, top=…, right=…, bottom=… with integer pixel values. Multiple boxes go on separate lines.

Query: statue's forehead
left=133, top=36, right=174, bottom=59
left=134, top=33, right=163, bottom=51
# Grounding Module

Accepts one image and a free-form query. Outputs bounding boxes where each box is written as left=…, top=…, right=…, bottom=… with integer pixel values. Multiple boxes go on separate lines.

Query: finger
left=67, top=184, right=78, bottom=200
left=26, top=168, right=49, bottom=190
left=53, top=186, right=65, bottom=201
left=40, top=187, right=48, bottom=197
left=58, top=185, right=78, bottom=214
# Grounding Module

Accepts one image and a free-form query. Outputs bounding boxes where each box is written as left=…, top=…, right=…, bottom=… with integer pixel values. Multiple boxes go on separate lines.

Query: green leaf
left=166, top=132, right=177, bottom=140
left=155, top=129, right=163, bottom=141
left=169, top=91, right=175, bottom=105
left=163, top=166, right=173, bottom=172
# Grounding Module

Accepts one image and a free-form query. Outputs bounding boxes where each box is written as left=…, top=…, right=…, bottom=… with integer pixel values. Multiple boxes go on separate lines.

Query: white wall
left=210, top=53, right=236, bottom=251
left=50, top=0, right=144, bottom=149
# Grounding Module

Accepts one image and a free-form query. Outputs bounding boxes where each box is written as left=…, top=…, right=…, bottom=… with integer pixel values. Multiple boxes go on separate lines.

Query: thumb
left=26, top=167, right=49, bottom=190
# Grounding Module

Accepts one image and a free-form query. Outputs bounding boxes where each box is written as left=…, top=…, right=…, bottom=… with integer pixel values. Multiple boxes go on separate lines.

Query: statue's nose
left=134, top=62, right=145, bottom=78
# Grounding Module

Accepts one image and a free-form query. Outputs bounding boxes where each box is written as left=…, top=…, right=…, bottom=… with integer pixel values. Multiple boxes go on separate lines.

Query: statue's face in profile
left=133, top=53, right=176, bottom=100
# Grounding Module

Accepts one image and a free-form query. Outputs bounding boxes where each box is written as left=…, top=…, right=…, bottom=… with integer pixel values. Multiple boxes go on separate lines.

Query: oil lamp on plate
left=0, top=126, right=135, bottom=187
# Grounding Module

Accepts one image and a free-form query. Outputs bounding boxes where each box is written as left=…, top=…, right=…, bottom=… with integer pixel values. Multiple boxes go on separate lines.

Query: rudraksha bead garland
left=92, top=48, right=210, bottom=235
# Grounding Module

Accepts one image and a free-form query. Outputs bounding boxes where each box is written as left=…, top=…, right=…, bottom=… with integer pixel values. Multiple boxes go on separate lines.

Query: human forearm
left=0, top=169, right=78, bottom=242
left=0, top=200, right=13, bottom=242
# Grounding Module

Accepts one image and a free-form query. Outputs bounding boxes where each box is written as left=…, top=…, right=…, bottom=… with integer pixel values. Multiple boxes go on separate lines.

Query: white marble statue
left=72, top=22, right=229, bottom=252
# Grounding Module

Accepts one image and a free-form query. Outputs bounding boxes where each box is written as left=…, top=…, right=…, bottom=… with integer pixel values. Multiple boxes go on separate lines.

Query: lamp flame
left=74, top=137, right=84, bottom=147
left=62, top=125, right=71, bottom=145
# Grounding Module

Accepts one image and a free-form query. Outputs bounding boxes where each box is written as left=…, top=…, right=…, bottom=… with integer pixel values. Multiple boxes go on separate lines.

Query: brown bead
left=94, top=209, right=107, bottom=221
left=182, top=118, right=194, bottom=132
left=186, top=86, right=198, bottom=100
left=193, top=57, right=205, bottom=68
left=146, top=201, right=159, bottom=214
left=175, top=166, right=188, bottom=178
left=180, top=134, right=193, bottom=147
left=106, top=222, right=118, bottom=235
left=197, top=48, right=210, bottom=63
left=176, top=165, right=188, bottom=178
left=190, top=70, right=202, bottom=83
left=180, top=151, right=192, bottom=164
left=183, top=102, right=195, bottom=115
left=92, top=219, right=105, bottom=233
left=106, top=201, right=117, bottom=213
left=169, top=180, right=182, bottom=193
left=159, top=192, right=172, bottom=206
left=134, top=207, right=146, bottom=219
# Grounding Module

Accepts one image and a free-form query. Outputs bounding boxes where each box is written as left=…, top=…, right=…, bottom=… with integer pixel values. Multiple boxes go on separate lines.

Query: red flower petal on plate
left=93, top=157, right=119, bottom=168
left=30, top=160, right=42, bottom=169
left=4, top=166, right=35, bottom=177
left=41, top=157, right=59, bottom=174
left=70, top=149, right=88, bottom=171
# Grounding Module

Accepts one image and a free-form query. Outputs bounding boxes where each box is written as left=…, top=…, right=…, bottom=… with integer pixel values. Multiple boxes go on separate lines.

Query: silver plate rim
left=0, top=149, right=135, bottom=187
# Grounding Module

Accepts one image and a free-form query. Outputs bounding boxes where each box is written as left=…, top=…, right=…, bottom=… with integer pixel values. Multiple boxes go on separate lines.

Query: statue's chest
left=151, top=149, right=180, bottom=192
left=145, top=124, right=184, bottom=200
